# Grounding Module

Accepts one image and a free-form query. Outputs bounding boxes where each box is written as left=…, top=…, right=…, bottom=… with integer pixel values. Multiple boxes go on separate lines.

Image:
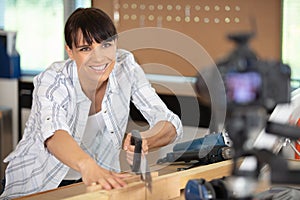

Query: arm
left=45, top=130, right=127, bottom=189
left=123, top=120, right=176, bottom=154
left=141, top=120, right=176, bottom=151
left=122, top=51, right=183, bottom=160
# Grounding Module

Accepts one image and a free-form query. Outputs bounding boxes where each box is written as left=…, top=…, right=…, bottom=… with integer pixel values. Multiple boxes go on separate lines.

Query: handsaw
left=130, top=129, right=152, bottom=193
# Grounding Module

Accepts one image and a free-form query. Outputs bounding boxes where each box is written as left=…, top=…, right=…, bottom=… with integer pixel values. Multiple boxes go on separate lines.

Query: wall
left=93, top=0, right=282, bottom=77
left=0, top=78, right=18, bottom=148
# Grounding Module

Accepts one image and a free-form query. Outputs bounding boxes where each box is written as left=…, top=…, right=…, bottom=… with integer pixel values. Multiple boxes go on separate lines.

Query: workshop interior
left=1, top=0, right=300, bottom=199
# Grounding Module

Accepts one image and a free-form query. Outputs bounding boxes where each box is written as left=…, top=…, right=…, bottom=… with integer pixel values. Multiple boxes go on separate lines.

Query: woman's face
left=66, top=31, right=117, bottom=86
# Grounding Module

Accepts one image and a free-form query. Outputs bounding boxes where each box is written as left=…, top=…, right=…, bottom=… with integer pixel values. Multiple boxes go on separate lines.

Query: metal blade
left=130, top=130, right=152, bottom=193
left=140, top=155, right=152, bottom=193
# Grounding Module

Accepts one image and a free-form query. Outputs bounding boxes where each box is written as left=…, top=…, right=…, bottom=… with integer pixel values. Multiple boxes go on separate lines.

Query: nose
left=86, top=46, right=108, bottom=64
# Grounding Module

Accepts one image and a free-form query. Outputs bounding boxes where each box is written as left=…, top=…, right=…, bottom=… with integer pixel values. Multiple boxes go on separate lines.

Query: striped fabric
left=0, top=49, right=183, bottom=199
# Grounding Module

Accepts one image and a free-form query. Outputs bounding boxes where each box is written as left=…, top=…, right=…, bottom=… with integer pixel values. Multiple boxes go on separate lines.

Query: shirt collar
left=107, top=63, right=120, bottom=94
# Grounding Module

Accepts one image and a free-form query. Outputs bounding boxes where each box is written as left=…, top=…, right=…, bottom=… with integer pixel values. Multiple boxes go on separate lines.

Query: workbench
left=14, top=160, right=235, bottom=200
left=17, top=159, right=300, bottom=199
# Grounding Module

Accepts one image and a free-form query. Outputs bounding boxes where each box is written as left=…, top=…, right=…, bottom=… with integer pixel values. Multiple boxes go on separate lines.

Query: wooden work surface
left=16, top=155, right=300, bottom=199
left=14, top=160, right=234, bottom=200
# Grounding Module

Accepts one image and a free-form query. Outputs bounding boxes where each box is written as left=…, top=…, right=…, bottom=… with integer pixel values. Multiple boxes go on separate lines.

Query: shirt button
left=103, top=110, right=107, bottom=113
left=110, top=131, right=114, bottom=134
left=45, top=124, right=52, bottom=130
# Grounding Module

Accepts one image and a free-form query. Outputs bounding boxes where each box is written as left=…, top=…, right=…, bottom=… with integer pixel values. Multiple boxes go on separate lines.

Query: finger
left=107, top=176, right=127, bottom=189
left=97, top=178, right=112, bottom=190
left=86, top=183, right=103, bottom=192
left=126, top=151, right=134, bottom=165
left=142, top=139, right=149, bottom=154
left=114, top=176, right=127, bottom=187
left=123, top=133, right=131, bottom=150
left=126, top=150, right=134, bottom=158
left=108, top=174, right=127, bottom=188
left=127, top=144, right=135, bottom=152
left=114, top=172, right=132, bottom=178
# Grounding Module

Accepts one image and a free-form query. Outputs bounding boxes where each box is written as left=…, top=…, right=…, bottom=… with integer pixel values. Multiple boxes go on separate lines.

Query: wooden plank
left=15, top=160, right=233, bottom=200
left=15, top=182, right=86, bottom=200
left=14, top=174, right=150, bottom=200
left=177, top=160, right=233, bottom=189
left=146, top=171, right=180, bottom=200
left=64, top=160, right=233, bottom=200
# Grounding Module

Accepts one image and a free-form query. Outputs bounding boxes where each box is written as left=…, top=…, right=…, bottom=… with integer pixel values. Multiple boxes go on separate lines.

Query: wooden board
left=15, top=160, right=233, bottom=200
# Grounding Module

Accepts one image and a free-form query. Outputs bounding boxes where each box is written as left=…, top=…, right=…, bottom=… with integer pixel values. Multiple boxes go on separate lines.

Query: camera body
left=218, top=33, right=291, bottom=111
left=221, top=60, right=291, bottom=111
left=192, top=32, right=293, bottom=199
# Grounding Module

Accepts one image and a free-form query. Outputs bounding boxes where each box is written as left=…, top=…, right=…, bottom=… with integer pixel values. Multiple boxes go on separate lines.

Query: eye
left=79, top=46, right=91, bottom=52
left=101, top=41, right=113, bottom=48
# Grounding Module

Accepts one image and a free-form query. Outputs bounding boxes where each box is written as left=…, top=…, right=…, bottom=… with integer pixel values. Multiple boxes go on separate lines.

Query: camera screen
left=225, top=71, right=262, bottom=105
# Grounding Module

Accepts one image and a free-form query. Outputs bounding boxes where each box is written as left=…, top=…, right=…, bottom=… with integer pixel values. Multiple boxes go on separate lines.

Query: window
left=282, top=0, right=300, bottom=88
left=2, top=0, right=91, bottom=75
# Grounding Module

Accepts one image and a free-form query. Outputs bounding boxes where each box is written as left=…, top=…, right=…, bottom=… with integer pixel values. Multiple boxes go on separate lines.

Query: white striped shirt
left=0, top=49, right=183, bottom=199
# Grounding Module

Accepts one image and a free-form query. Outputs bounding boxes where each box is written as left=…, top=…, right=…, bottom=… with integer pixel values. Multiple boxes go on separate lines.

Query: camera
left=192, top=31, right=297, bottom=199
left=217, top=32, right=291, bottom=111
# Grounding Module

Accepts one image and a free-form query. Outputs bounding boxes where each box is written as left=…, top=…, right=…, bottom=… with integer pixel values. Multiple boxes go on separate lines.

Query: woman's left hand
left=123, top=133, right=149, bottom=165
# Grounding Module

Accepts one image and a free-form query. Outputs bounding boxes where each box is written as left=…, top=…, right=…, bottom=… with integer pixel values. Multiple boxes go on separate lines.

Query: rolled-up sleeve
left=32, top=71, right=71, bottom=142
left=129, top=55, right=183, bottom=141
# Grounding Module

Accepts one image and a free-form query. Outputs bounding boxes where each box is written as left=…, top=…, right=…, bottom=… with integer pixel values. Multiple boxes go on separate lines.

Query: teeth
left=90, top=64, right=108, bottom=71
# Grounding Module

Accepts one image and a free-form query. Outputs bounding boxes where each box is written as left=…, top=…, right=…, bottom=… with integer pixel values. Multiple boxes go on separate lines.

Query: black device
left=189, top=31, right=300, bottom=199
left=185, top=177, right=232, bottom=200
left=130, top=130, right=143, bottom=173
left=213, top=32, right=290, bottom=111
left=130, top=130, right=152, bottom=192
left=157, top=132, right=233, bottom=170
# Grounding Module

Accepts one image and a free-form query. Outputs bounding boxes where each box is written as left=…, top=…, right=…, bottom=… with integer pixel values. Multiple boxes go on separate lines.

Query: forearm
left=45, top=130, right=128, bottom=189
left=142, top=121, right=177, bottom=150
left=45, top=130, right=95, bottom=173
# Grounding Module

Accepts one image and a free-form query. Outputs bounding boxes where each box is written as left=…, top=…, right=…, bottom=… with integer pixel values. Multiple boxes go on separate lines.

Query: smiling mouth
left=89, top=63, right=108, bottom=72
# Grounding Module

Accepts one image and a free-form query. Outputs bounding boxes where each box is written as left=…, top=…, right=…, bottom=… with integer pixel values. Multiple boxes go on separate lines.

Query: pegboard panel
left=93, top=0, right=282, bottom=77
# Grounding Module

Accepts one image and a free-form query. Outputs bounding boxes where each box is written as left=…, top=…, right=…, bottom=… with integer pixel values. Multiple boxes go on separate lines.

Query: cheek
left=106, top=46, right=117, bottom=61
left=75, top=55, right=89, bottom=68
left=98, top=62, right=115, bottom=82
left=105, top=62, right=115, bottom=76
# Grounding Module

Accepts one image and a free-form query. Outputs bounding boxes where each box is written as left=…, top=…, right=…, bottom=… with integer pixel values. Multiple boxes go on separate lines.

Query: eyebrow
left=104, top=38, right=114, bottom=42
left=75, top=38, right=115, bottom=49
left=75, top=44, right=89, bottom=48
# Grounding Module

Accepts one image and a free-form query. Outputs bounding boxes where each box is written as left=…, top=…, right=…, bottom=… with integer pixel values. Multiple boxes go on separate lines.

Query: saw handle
left=130, top=130, right=142, bottom=173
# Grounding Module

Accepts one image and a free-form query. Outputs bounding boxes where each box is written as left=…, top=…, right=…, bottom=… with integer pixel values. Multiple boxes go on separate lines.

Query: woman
left=0, top=7, right=182, bottom=199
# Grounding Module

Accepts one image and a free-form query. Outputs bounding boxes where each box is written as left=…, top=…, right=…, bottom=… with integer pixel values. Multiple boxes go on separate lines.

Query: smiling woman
left=0, top=7, right=183, bottom=199
left=2, top=0, right=91, bottom=75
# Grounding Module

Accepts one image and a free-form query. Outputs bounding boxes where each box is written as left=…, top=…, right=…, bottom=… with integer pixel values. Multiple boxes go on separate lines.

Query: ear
left=65, top=45, right=74, bottom=60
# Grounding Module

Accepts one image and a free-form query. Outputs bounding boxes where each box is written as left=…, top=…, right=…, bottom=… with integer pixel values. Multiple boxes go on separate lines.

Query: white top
left=64, top=111, right=105, bottom=180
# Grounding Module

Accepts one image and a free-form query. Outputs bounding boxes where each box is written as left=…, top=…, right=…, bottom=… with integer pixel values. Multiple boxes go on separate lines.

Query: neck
left=82, top=80, right=108, bottom=100
left=86, top=80, right=108, bottom=115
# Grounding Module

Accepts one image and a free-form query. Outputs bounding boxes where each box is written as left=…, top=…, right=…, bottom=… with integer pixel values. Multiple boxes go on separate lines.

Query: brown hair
left=64, top=8, right=117, bottom=49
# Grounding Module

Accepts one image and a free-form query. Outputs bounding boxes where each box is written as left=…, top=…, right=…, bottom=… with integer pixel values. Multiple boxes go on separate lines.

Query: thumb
left=142, top=139, right=149, bottom=155
left=123, top=133, right=132, bottom=150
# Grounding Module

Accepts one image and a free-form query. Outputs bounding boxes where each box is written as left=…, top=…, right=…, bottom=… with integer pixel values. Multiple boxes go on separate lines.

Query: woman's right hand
left=45, top=130, right=128, bottom=190
left=78, top=158, right=129, bottom=190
